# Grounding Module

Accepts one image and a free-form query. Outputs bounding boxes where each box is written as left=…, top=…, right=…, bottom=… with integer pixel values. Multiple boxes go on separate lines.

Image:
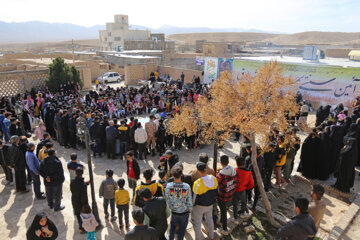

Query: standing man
left=165, top=150, right=179, bottom=173
left=39, top=149, right=65, bottom=211
left=26, top=143, right=46, bottom=199
left=277, top=198, right=316, bottom=240
left=140, top=188, right=169, bottom=240
left=216, top=155, right=238, bottom=235
left=9, top=135, right=29, bottom=193
left=68, top=112, right=77, bottom=149
left=125, top=209, right=158, bottom=240
left=90, top=116, right=103, bottom=158
left=126, top=151, right=140, bottom=200
left=70, top=167, right=89, bottom=233
left=192, top=162, right=218, bottom=240
left=118, top=120, right=130, bottom=160
left=105, top=120, right=117, bottom=159
left=308, top=184, right=326, bottom=231
left=0, top=139, right=13, bottom=185
left=134, top=123, right=147, bottom=160
left=145, top=115, right=157, bottom=157
left=61, top=110, right=69, bottom=148
left=165, top=166, right=192, bottom=240
left=54, top=110, right=63, bottom=146
left=189, top=153, right=216, bottom=182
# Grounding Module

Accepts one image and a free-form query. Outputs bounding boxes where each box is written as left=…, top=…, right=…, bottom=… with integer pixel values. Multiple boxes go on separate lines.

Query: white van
left=102, top=72, right=122, bottom=83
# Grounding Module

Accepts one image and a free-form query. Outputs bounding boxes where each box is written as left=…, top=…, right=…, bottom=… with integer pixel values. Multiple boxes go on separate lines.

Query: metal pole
left=85, top=126, right=102, bottom=229
left=77, top=121, right=102, bottom=229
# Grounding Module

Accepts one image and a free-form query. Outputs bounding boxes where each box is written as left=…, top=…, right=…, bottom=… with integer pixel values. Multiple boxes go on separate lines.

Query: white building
left=99, top=15, right=150, bottom=51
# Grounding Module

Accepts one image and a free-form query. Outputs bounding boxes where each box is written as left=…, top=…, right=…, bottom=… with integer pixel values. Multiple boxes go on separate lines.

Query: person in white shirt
left=134, top=123, right=148, bottom=160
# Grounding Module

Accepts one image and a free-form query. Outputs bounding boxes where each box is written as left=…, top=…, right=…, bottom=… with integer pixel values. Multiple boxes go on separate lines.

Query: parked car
left=102, top=72, right=123, bottom=83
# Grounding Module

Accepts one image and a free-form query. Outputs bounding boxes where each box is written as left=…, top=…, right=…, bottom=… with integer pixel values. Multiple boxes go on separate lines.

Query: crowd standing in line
left=0, top=74, right=358, bottom=240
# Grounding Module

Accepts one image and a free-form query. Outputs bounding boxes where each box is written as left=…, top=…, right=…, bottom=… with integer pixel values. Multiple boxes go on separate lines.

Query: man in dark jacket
left=105, top=120, right=117, bottom=159
left=140, top=188, right=169, bottom=240
left=61, top=110, right=69, bottom=148
left=90, top=117, right=103, bottom=157
left=68, top=113, right=77, bottom=149
left=39, top=149, right=65, bottom=211
left=0, top=139, right=13, bottom=185
left=70, top=167, right=89, bottom=233
left=9, top=135, right=29, bottom=193
left=165, top=150, right=179, bottom=172
left=125, top=209, right=158, bottom=240
left=277, top=198, right=317, bottom=240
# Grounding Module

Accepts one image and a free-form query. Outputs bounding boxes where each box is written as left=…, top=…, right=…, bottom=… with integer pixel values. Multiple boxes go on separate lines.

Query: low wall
left=158, top=65, right=203, bottom=83
left=124, top=64, right=158, bottom=86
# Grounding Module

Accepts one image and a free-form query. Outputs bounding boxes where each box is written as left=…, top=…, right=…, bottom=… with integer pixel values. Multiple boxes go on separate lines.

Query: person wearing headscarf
left=334, top=132, right=358, bottom=193
left=329, top=125, right=345, bottom=174
left=297, top=129, right=320, bottom=179
left=316, top=127, right=331, bottom=180
left=26, top=212, right=58, bottom=240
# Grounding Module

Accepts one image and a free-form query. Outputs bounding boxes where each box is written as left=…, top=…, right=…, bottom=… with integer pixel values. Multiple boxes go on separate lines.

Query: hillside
left=167, top=32, right=280, bottom=45
left=167, top=31, right=360, bottom=46
left=263, top=31, right=360, bottom=45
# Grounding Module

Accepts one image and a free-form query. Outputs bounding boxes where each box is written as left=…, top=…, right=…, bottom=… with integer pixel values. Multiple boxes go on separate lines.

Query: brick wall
left=124, top=64, right=158, bottom=85
left=158, top=66, right=203, bottom=83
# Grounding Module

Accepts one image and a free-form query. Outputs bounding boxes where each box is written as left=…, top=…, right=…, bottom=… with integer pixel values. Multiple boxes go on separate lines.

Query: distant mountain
left=0, top=21, right=270, bottom=44
left=0, top=21, right=105, bottom=44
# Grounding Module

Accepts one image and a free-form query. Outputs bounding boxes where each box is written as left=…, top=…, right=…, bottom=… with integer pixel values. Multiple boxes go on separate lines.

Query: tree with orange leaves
left=168, top=61, right=298, bottom=227
left=227, top=61, right=298, bottom=227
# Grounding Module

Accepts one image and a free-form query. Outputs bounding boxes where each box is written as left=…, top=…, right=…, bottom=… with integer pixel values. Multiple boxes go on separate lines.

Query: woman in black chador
left=334, top=124, right=358, bottom=193
left=27, top=212, right=58, bottom=240
left=297, top=129, right=320, bottom=179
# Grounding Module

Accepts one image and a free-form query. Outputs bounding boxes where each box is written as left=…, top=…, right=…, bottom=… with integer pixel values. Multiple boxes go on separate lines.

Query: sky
left=1, top=0, right=360, bottom=33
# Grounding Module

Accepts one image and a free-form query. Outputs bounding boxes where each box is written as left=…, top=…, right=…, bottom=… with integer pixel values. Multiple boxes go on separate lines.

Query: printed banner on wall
left=218, top=58, right=233, bottom=77
left=196, top=56, right=205, bottom=66
left=232, top=59, right=360, bottom=106
left=204, top=57, right=219, bottom=84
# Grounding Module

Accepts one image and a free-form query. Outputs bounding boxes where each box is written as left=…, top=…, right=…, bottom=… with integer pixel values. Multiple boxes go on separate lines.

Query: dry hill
left=167, top=32, right=280, bottom=45
left=264, top=31, right=360, bottom=45
left=167, top=31, right=360, bottom=46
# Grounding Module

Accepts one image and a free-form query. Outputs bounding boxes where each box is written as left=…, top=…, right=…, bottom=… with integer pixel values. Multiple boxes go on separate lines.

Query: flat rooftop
left=238, top=56, right=360, bottom=68
left=110, top=54, right=160, bottom=59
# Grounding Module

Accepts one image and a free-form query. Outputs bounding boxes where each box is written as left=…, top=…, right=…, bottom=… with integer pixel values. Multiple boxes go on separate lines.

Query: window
left=114, top=37, right=121, bottom=41
left=150, top=43, right=153, bottom=49
left=108, top=32, right=112, bottom=37
left=138, top=43, right=142, bottom=48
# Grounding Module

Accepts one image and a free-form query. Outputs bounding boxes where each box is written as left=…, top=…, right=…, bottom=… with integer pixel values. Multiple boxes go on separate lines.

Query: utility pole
left=72, top=39, right=75, bottom=64
left=76, top=120, right=102, bottom=229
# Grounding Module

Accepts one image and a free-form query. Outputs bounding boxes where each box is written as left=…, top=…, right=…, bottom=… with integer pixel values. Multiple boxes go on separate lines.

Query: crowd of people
left=0, top=74, right=358, bottom=240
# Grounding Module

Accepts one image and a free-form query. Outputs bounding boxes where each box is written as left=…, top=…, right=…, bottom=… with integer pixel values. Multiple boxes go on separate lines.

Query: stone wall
left=158, top=66, right=203, bottom=83
left=124, top=64, right=158, bottom=85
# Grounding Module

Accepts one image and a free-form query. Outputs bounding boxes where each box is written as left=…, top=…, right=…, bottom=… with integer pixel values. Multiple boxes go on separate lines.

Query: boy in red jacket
left=233, top=156, right=254, bottom=220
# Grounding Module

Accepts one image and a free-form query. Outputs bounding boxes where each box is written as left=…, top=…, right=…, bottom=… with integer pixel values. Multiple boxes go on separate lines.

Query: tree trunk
left=213, top=136, right=218, bottom=172
left=249, top=134, right=279, bottom=228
